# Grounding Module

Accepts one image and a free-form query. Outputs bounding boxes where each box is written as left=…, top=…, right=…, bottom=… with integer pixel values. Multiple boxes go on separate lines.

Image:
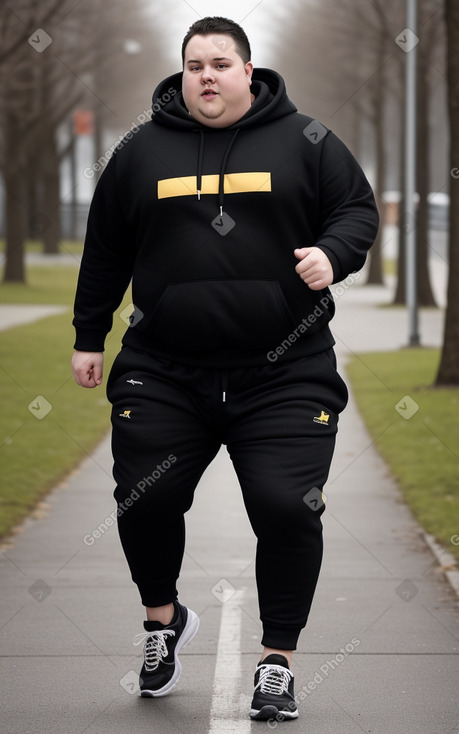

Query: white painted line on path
left=208, top=595, right=252, bottom=733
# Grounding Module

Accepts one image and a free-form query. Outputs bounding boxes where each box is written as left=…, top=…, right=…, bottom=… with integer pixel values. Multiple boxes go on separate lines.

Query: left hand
left=294, top=247, right=334, bottom=290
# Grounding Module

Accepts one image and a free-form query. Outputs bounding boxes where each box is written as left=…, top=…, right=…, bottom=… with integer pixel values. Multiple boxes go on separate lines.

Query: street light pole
left=405, top=0, right=420, bottom=346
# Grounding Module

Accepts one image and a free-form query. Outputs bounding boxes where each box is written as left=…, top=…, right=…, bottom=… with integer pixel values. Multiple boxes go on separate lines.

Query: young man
left=72, top=17, right=378, bottom=721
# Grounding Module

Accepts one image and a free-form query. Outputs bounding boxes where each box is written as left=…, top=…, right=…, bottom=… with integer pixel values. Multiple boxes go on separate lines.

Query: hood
left=151, top=67, right=297, bottom=130
left=150, top=68, right=297, bottom=217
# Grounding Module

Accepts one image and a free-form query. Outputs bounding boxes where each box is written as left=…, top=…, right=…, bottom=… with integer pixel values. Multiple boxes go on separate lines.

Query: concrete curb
left=422, top=531, right=459, bottom=598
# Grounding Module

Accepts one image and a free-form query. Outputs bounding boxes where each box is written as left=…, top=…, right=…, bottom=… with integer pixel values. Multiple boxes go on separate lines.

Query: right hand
left=72, top=351, right=104, bottom=388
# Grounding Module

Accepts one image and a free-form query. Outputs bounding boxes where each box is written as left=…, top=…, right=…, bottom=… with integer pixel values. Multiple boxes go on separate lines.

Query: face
left=182, top=34, right=254, bottom=128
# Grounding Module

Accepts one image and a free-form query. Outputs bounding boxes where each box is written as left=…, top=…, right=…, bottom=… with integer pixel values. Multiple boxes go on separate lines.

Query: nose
left=201, top=66, right=215, bottom=84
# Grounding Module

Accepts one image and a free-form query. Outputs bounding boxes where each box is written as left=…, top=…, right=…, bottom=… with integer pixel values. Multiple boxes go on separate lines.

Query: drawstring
left=196, top=129, right=204, bottom=200
left=194, top=128, right=240, bottom=216
left=218, top=129, right=240, bottom=216
left=221, top=370, right=228, bottom=403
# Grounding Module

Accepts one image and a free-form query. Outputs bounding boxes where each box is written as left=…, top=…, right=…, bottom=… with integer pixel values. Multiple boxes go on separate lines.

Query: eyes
left=188, top=64, right=229, bottom=72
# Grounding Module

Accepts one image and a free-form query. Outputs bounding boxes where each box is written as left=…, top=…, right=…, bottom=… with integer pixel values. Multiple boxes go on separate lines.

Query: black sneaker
left=133, top=601, right=199, bottom=697
left=249, top=653, right=298, bottom=721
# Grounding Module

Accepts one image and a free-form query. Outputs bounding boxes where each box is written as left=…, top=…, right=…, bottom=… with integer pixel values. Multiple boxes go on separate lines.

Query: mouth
left=201, top=89, right=218, bottom=99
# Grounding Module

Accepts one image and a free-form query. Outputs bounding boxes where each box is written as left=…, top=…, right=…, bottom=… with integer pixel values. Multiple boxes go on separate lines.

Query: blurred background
left=0, top=0, right=458, bottom=554
left=1, top=10, right=459, bottom=732
left=0, top=0, right=450, bottom=293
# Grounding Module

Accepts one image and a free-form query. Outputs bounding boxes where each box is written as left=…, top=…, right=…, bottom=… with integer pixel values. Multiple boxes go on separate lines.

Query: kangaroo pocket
left=147, top=279, right=297, bottom=353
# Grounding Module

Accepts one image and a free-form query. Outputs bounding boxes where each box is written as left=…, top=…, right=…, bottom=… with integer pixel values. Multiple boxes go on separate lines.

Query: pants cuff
left=137, top=582, right=178, bottom=608
left=261, top=624, right=302, bottom=651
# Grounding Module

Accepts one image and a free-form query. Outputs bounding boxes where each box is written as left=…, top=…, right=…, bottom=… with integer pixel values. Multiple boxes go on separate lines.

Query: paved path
left=0, top=261, right=458, bottom=733
left=0, top=304, right=68, bottom=331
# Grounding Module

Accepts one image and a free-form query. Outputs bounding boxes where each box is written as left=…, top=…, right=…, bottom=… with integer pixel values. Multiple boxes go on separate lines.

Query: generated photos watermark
left=83, top=454, right=177, bottom=546
left=84, top=88, right=177, bottom=179
left=267, top=637, right=361, bottom=727
left=267, top=272, right=359, bottom=363
left=394, top=395, right=419, bottom=420
left=28, top=395, right=53, bottom=420
left=395, top=28, right=419, bottom=53
left=28, top=28, right=52, bottom=53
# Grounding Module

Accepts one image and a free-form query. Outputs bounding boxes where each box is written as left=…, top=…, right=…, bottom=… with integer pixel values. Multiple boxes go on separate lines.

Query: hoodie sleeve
left=314, top=131, right=379, bottom=283
left=72, top=152, right=135, bottom=352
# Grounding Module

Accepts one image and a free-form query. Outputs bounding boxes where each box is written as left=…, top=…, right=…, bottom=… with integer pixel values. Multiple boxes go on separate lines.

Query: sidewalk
left=0, top=304, right=68, bottom=331
left=1, top=268, right=458, bottom=734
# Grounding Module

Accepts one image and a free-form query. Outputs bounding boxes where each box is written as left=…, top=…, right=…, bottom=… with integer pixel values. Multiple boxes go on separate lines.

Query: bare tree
left=361, top=0, right=397, bottom=286
left=274, top=0, right=401, bottom=284
left=273, top=0, right=445, bottom=302
left=435, top=0, right=459, bottom=386
left=394, top=1, right=442, bottom=306
left=414, top=13, right=437, bottom=308
left=1, top=0, right=167, bottom=279
left=1, top=0, right=99, bottom=277
left=0, top=0, right=64, bottom=65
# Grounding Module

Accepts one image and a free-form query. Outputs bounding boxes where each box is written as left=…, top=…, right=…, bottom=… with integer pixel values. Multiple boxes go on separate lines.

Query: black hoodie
left=73, top=69, right=379, bottom=367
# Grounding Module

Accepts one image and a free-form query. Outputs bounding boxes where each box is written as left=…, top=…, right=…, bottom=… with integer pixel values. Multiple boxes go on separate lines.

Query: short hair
left=181, top=16, right=251, bottom=65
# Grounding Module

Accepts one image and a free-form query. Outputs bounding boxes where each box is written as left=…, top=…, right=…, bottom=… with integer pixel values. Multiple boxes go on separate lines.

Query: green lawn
left=0, top=266, right=81, bottom=304
left=0, top=266, right=131, bottom=539
left=347, top=349, right=459, bottom=562
left=0, top=239, right=83, bottom=255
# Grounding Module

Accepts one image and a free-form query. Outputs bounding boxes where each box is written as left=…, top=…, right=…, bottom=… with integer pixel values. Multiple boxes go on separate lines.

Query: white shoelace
left=133, top=629, right=175, bottom=672
left=255, top=663, right=293, bottom=695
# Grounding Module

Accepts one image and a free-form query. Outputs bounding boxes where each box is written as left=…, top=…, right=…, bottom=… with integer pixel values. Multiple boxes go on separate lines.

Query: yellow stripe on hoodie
left=157, top=172, right=271, bottom=199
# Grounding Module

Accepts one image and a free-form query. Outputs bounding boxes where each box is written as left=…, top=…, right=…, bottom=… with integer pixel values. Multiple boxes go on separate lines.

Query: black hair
left=181, top=16, right=251, bottom=65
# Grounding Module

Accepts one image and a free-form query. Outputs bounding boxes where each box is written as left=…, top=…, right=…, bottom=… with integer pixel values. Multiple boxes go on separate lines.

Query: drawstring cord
left=217, top=129, right=240, bottom=216
left=196, top=129, right=204, bottom=200
left=221, top=370, right=228, bottom=403
left=194, top=128, right=240, bottom=216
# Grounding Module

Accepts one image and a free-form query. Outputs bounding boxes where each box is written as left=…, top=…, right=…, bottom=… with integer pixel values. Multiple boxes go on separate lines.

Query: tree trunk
left=3, top=115, right=27, bottom=283
left=366, top=128, right=385, bottom=284
left=435, top=0, right=459, bottom=386
left=69, top=119, right=78, bottom=240
left=416, top=39, right=437, bottom=306
left=41, top=131, right=61, bottom=254
left=394, top=103, right=407, bottom=304
left=366, top=36, right=385, bottom=285
left=3, top=172, right=27, bottom=283
left=27, top=152, right=41, bottom=241
left=394, top=203, right=407, bottom=303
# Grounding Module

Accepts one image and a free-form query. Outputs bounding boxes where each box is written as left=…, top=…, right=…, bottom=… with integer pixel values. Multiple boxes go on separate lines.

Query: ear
left=245, top=61, right=254, bottom=85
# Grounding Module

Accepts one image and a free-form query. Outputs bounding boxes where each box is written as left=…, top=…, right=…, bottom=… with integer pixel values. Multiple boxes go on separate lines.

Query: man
left=72, top=16, right=378, bottom=722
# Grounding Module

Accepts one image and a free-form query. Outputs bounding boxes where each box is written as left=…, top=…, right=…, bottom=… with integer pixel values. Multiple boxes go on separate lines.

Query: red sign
left=73, top=109, right=94, bottom=135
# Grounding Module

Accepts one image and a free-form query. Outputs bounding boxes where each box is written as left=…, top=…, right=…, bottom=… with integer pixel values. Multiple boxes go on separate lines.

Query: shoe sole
left=249, top=704, right=298, bottom=721
left=140, top=608, right=200, bottom=697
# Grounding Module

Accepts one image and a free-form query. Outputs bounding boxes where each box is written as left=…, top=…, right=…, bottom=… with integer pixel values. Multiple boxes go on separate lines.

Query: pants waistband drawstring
left=221, top=370, right=228, bottom=403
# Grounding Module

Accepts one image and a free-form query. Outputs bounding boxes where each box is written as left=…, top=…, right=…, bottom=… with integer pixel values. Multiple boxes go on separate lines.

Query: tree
left=414, top=22, right=437, bottom=308
left=394, top=1, right=442, bottom=306
left=361, top=0, right=395, bottom=286
left=0, top=0, right=93, bottom=278
left=0, top=0, right=167, bottom=279
left=273, top=0, right=401, bottom=284
left=435, top=0, right=459, bottom=385
left=275, top=0, right=446, bottom=300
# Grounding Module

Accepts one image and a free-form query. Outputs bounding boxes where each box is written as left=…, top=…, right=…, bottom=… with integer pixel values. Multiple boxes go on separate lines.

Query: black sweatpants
left=106, top=346, right=348, bottom=650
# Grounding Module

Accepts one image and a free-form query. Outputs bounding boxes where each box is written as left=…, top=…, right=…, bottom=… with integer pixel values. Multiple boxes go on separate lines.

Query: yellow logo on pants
left=313, top=410, right=329, bottom=425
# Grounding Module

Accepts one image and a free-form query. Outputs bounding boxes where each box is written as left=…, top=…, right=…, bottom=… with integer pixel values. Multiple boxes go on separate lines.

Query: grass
left=383, top=258, right=396, bottom=277
left=347, top=348, right=459, bottom=562
left=0, top=266, right=131, bottom=540
left=0, top=238, right=84, bottom=255
left=0, top=266, right=81, bottom=304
